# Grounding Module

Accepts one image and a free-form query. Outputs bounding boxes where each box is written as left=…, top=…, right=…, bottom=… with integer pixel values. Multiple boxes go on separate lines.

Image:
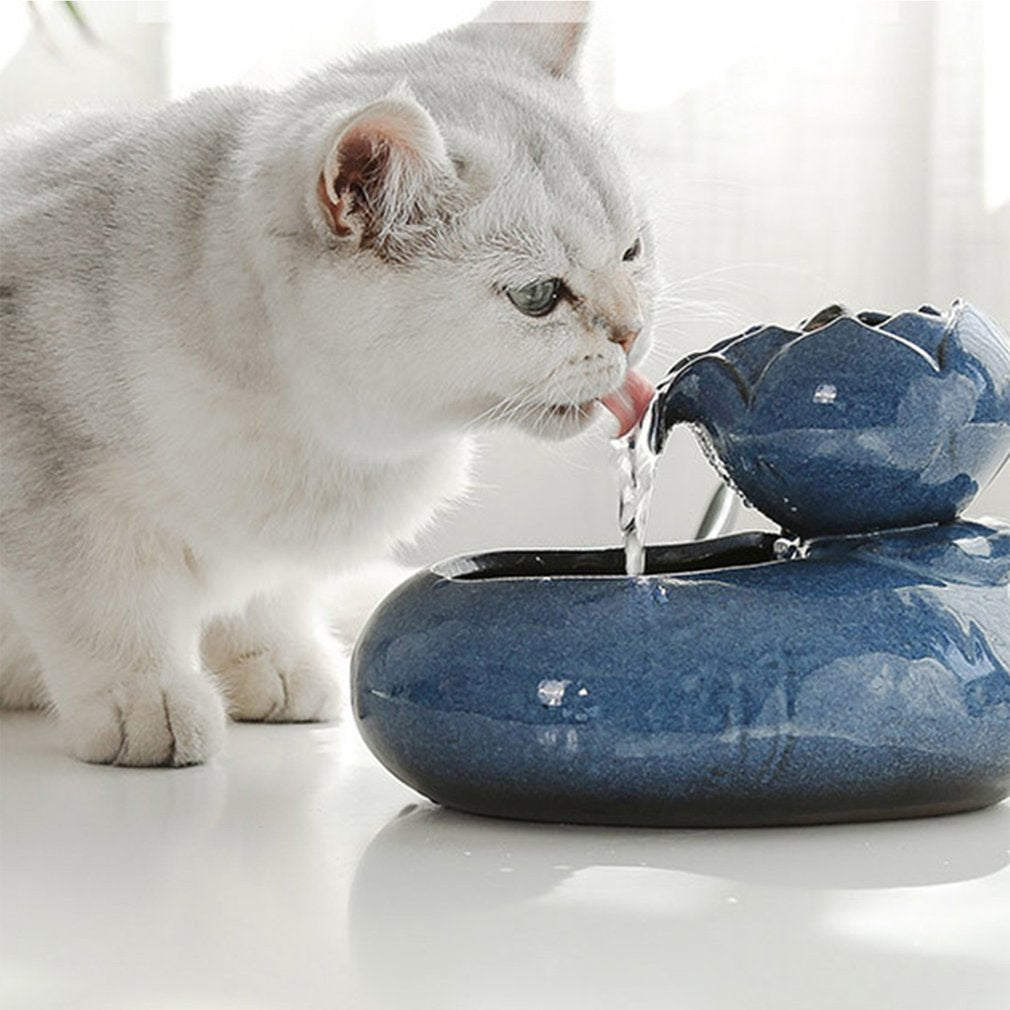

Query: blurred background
left=2, top=0, right=1008, bottom=564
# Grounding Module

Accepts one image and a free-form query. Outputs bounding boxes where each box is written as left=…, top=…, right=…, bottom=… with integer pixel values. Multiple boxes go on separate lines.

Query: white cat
left=0, top=2, right=655, bottom=766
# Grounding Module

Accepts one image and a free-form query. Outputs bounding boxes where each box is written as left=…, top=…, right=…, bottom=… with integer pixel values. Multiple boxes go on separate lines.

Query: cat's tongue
left=600, top=370, right=655, bottom=438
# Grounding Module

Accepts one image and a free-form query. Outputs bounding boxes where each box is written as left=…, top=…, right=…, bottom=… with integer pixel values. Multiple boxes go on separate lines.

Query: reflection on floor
left=2, top=695, right=1008, bottom=1010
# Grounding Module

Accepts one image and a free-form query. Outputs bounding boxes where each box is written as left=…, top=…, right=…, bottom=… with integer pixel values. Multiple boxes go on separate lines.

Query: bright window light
left=983, top=0, right=1010, bottom=210
left=167, top=0, right=482, bottom=98
left=607, top=1, right=874, bottom=113
left=0, top=1, right=29, bottom=72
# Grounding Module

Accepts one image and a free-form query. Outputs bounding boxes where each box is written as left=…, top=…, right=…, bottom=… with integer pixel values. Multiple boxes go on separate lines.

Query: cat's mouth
left=496, top=370, right=654, bottom=441
left=525, top=370, right=655, bottom=441
left=599, top=370, right=655, bottom=437
left=547, top=401, right=596, bottom=421
left=510, top=399, right=600, bottom=440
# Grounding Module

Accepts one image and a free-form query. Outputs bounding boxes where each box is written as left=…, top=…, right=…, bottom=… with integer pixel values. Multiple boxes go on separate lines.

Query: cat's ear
left=316, top=89, right=454, bottom=255
left=468, top=1, right=589, bottom=79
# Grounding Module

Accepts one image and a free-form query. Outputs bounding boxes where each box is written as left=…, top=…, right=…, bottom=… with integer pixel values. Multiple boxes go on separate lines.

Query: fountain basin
left=351, top=520, right=1010, bottom=827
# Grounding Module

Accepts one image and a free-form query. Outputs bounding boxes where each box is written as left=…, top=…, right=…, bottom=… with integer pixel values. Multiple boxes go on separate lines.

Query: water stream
left=614, top=398, right=746, bottom=576
left=614, top=400, right=660, bottom=577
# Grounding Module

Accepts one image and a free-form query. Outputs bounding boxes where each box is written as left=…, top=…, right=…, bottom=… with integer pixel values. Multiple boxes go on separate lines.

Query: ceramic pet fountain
left=352, top=300, right=1010, bottom=827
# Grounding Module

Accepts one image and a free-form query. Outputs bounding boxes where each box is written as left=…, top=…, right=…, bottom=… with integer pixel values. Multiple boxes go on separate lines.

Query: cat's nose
left=610, top=322, right=643, bottom=355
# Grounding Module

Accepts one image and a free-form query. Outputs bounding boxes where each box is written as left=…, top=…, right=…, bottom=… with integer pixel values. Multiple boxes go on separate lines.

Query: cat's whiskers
left=658, top=261, right=799, bottom=292
left=653, top=292, right=743, bottom=322
left=465, top=381, right=551, bottom=431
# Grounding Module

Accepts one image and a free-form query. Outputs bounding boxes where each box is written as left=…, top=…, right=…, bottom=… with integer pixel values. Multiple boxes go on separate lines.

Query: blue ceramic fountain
left=352, top=301, right=1010, bottom=827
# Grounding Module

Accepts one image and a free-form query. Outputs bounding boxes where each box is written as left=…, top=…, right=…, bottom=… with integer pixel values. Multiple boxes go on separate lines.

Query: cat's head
left=262, top=2, right=656, bottom=454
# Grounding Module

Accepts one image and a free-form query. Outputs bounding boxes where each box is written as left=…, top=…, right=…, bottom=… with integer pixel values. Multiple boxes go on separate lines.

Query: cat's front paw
left=66, top=672, right=227, bottom=767
left=211, top=638, right=341, bottom=723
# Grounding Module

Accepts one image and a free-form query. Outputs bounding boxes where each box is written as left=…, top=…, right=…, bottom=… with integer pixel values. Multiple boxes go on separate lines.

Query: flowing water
left=614, top=398, right=748, bottom=576
left=614, top=400, right=660, bottom=576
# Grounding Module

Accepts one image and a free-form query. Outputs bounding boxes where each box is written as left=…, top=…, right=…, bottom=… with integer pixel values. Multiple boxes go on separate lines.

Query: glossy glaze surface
left=352, top=519, right=1010, bottom=827
left=650, top=301, right=1010, bottom=535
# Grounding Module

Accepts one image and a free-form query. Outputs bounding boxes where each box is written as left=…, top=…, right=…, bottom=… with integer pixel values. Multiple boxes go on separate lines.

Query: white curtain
left=2, top=1, right=1007, bottom=555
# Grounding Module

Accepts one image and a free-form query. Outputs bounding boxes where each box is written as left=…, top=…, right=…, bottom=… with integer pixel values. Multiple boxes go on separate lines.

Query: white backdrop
left=2, top=0, right=1007, bottom=563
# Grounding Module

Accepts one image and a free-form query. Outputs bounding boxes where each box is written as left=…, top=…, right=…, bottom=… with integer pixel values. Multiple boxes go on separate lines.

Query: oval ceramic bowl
left=352, top=520, right=1010, bottom=827
left=650, top=301, right=1010, bottom=535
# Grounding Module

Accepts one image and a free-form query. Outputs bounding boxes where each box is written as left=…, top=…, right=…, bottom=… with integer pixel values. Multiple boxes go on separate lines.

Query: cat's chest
left=191, top=434, right=472, bottom=569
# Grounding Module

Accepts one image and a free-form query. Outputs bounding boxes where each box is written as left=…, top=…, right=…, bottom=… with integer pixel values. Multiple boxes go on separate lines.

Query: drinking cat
left=0, top=3, right=656, bottom=765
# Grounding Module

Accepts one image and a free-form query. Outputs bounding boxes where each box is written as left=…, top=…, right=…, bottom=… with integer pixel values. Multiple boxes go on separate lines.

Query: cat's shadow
left=347, top=801, right=1010, bottom=1009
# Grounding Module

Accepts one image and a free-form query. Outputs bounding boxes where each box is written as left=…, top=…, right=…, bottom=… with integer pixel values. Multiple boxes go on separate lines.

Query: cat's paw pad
left=67, top=673, right=227, bottom=767
left=212, top=640, right=341, bottom=723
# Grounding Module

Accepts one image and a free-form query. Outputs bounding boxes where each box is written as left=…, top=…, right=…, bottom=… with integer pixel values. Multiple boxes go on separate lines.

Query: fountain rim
left=430, top=530, right=778, bottom=582
left=425, top=518, right=1006, bottom=583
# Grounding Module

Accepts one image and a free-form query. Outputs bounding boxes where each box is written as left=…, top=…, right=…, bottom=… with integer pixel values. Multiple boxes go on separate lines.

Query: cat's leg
left=0, top=604, right=49, bottom=710
left=202, top=580, right=342, bottom=723
left=2, top=539, right=226, bottom=767
left=9, top=589, right=225, bottom=766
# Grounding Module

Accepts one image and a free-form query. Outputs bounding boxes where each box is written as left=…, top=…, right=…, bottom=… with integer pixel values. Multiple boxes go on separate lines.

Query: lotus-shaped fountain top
left=649, top=301, right=1010, bottom=535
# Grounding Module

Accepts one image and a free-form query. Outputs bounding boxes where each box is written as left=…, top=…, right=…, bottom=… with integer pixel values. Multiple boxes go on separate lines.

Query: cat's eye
left=623, top=238, right=642, bottom=262
left=506, top=278, right=563, bottom=317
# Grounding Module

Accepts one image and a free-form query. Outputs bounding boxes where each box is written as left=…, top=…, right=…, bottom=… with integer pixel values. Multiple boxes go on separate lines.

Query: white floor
left=2, top=679, right=1008, bottom=1010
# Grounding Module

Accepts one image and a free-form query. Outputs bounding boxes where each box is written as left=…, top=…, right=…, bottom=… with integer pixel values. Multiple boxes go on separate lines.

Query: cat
left=0, top=1, right=656, bottom=766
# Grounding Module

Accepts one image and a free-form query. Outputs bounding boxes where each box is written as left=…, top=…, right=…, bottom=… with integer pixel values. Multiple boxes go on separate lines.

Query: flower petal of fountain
left=649, top=301, right=1010, bottom=535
